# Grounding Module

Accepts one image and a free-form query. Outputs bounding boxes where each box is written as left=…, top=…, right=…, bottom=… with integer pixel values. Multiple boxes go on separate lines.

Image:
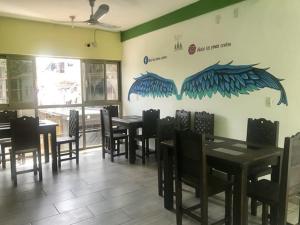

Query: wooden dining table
left=160, top=136, right=283, bottom=225
left=111, top=116, right=143, bottom=164
left=0, top=120, right=59, bottom=172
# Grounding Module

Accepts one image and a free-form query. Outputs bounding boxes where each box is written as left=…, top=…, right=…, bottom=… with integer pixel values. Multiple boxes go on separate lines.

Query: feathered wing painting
left=128, top=62, right=288, bottom=106
left=179, top=62, right=287, bottom=105
left=128, top=72, right=179, bottom=101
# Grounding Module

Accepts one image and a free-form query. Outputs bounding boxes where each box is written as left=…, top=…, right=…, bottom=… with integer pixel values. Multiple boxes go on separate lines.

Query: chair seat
left=113, top=127, right=127, bottom=134
left=248, top=166, right=272, bottom=179
left=11, top=148, right=38, bottom=154
left=57, top=136, right=76, bottom=144
left=248, top=179, right=279, bottom=205
left=0, top=138, right=11, bottom=145
left=135, top=134, right=156, bottom=141
left=183, top=174, right=232, bottom=196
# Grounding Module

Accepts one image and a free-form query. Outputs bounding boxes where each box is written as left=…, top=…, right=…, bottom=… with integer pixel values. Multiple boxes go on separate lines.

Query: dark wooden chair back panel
left=175, top=130, right=206, bottom=183
left=194, top=111, right=214, bottom=136
left=69, top=110, right=79, bottom=138
left=0, top=110, right=17, bottom=123
left=104, top=105, right=119, bottom=117
left=101, top=109, right=113, bottom=138
left=246, top=118, right=279, bottom=147
left=142, top=109, right=160, bottom=138
left=157, top=116, right=176, bottom=142
left=11, top=116, right=40, bottom=151
left=286, top=133, right=300, bottom=196
left=175, top=110, right=191, bottom=130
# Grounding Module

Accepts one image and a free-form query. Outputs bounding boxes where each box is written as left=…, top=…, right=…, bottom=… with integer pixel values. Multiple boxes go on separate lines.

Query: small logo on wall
left=143, top=55, right=167, bottom=65
left=144, top=56, right=149, bottom=65
left=174, top=34, right=183, bottom=51
left=188, top=44, right=197, bottom=55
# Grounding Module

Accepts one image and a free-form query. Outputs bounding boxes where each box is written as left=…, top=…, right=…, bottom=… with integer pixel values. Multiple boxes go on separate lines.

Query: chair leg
left=38, top=150, right=43, bottom=181
left=262, top=203, right=268, bottom=225
left=110, top=140, right=114, bottom=162
left=69, top=142, right=72, bottom=158
left=11, top=152, right=17, bottom=186
left=57, top=144, right=61, bottom=168
left=117, top=140, right=120, bottom=155
left=157, top=147, right=163, bottom=197
left=102, top=137, right=106, bottom=159
left=33, top=151, right=37, bottom=175
left=251, top=178, right=258, bottom=216
left=146, top=138, right=150, bottom=158
left=142, top=139, right=146, bottom=164
left=75, top=141, right=79, bottom=165
left=1, top=145, right=6, bottom=169
left=225, top=187, right=232, bottom=225
left=125, top=138, right=128, bottom=159
left=176, top=179, right=183, bottom=225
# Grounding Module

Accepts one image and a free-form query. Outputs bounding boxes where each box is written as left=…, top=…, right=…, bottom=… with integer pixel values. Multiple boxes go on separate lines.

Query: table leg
left=233, top=167, right=248, bottom=225
left=164, top=145, right=174, bottom=210
left=43, top=133, right=49, bottom=163
left=271, top=157, right=281, bottom=225
left=50, top=128, right=57, bottom=172
left=128, top=127, right=136, bottom=164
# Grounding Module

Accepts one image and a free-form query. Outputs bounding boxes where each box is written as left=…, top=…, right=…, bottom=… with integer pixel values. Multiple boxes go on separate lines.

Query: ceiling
left=0, top=0, right=198, bottom=31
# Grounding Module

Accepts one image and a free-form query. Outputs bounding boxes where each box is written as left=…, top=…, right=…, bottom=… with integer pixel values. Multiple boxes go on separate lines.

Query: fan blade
left=94, top=21, right=120, bottom=29
left=92, top=4, right=109, bottom=21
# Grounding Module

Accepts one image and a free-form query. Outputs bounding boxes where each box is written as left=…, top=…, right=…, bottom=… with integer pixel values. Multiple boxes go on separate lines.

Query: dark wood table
left=160, top=136, right=282, bottom=225
left=112, top=116, right=143, bottom=164
left=0, top=120, right=59, bottom=172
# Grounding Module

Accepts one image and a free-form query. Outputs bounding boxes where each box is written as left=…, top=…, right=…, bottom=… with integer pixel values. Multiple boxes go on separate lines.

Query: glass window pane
left=36, top=57, right=82, bottom=106
left=106, top=64, right=119, bottom=100
left=85, top=107, right=102, bottom=148
left=7, top=58, right=34, bottom=104
left=84, top=63, right=105, bottom=101
left=0, top=59, right=8, bottom=104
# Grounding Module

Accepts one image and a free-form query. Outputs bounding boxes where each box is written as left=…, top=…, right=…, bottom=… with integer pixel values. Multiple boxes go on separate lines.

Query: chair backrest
left=175, top=130, right=206, bottom=188
left=11, top=116, right=40, bottom=152
left=0, top=110, right=17, bottom=123
left=103, top=105, right=119, bottom=117
left=142, top=109, right=160, bottom=138
left=69, top=110, right=79, bottom=138
left=175, top=110, right=191, bottom=130
left=246, top=118, right=279, bottom=147
left=194, top=111, right=214, bottom=136
left=101, top=109, right=113, bottom=140
left=157, top=116, right=176, bottom=142
left=278, top=133, right=300, bottom=224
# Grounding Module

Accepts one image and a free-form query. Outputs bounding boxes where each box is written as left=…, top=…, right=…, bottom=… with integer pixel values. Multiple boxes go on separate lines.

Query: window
left=106, top=63, right=119, bottom=100
left=36, top=57, right=82, bottom=106
left=0, top=59, right=8, bottom=104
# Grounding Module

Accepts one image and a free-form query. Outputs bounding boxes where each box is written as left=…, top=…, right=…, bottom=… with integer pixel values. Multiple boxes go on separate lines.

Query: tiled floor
left=0, top=149, right=298, bottom=225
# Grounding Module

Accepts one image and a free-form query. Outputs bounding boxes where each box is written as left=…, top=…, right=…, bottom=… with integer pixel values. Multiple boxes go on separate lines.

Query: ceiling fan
left=60, top=0, right=120, bottom=29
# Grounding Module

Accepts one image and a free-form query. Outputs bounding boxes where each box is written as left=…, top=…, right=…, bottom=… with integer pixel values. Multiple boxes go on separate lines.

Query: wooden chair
left=248, top=132, right=300, bottom=225
left=10, top=116, right=42, bottom=186
left=157, top=116, right=176, bottom=196
left=175, top=110, right=191, bottom=130
left=101, top=109, right=128, bottom=162
left=0, top=110, right=17, bottom=169
left=175, top=130, right=232, bottom=225
left=135, top=109, right=160, bottom=164
left=57, top=110, right=80, bottom=168
left=247, top=118, right=279, bottom=216
left=193, top=111, right=214, bottom=137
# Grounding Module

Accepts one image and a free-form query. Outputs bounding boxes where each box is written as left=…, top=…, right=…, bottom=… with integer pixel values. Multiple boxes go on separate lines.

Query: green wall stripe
left=121, top=0, right=244, bottom=42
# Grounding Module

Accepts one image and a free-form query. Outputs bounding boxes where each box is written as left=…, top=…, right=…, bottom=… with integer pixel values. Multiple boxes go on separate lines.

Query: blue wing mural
left=128, top=72, right=179, bottom=101
left=179, top=62, right=288, bottom=105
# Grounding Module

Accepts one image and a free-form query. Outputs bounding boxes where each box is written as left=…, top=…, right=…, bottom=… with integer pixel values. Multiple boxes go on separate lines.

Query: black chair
left=101, top=109, right=128, bottom=162
left=248, top=132, right=300, bottom=225
left=0, top=110, right=17, bottom=168
left=193, top=111, right=214, bottom=137
left=175, top=130, right=232, bottom=225
left=57, top=110, right=80, bottom=168
left=175, top=110, right=191, bottom=130
left=157, top=116, right=176, bottom=196
left=135, top=109, right=160, bottom=164
left=247, top=118, right=279, bottom=216
left=10, top=116, right=42, bottom=186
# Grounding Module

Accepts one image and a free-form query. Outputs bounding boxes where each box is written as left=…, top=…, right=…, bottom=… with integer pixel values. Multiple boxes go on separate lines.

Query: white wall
left=122, top=0, right=300, bottom=147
